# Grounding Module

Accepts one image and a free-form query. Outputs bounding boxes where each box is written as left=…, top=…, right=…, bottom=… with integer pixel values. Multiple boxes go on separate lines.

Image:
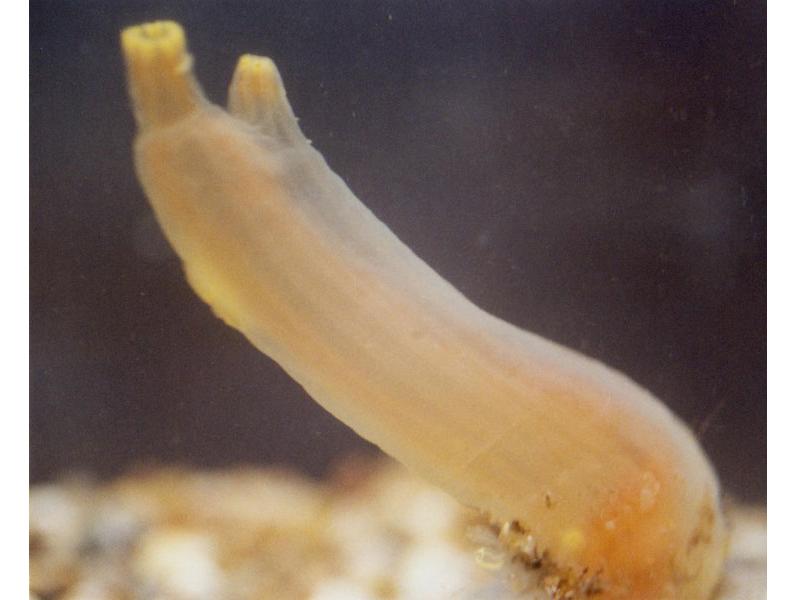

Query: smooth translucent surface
left=122, top=21, right=727, bottom=598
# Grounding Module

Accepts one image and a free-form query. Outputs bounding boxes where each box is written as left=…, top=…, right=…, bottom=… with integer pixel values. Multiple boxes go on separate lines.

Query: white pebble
left=133, top=528, right=223, bottom=599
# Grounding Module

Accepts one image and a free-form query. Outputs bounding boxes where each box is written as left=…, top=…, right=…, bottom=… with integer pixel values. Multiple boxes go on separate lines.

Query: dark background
left=30, top=1, right=766, bottom=502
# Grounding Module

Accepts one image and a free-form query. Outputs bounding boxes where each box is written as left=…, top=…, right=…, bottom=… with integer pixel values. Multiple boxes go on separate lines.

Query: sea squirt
left=121, top=21, right=727, bottom=598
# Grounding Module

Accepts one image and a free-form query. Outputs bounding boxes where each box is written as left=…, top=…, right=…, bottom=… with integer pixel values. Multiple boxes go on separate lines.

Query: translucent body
left=122, top=22, right=727, bottom=598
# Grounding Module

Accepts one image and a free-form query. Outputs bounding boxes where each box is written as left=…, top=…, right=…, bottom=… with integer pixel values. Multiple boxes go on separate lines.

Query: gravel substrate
left=30, top=460, right=765, bottom=600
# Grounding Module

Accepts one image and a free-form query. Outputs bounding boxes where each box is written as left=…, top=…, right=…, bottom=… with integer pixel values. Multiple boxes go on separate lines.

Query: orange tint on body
left=579, top=462, right=681, bottom=598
